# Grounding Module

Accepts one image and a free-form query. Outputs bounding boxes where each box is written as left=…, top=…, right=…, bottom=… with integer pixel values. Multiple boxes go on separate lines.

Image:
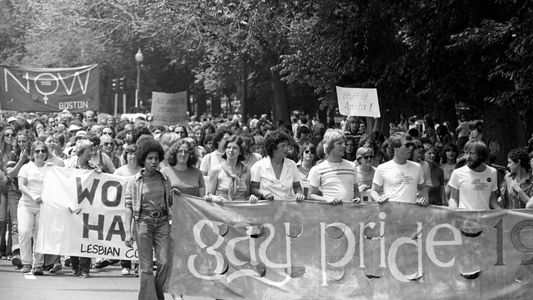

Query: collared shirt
left=250, top=157, right=301, bottom=200
left=125, top=169, right=173, bottom=220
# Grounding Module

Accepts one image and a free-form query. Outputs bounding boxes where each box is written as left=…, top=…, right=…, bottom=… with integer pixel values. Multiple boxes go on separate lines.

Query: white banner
left=150, top=91, right=188, bottom=126
left=36, top=166, right=138, bottom=260
left=336, top=86, right=380, bottom=117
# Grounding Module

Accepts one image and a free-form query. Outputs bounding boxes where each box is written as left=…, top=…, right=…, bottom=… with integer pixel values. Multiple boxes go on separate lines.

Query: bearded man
left=448, top=140, right=501, bottom=210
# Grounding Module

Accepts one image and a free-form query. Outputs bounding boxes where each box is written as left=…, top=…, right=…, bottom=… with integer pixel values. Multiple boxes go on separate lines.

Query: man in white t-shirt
left=371, top=132, right=429, bottom=206
left=308, top=129, right=361, bottom=205
left=448, top=140, right=501, bottom=210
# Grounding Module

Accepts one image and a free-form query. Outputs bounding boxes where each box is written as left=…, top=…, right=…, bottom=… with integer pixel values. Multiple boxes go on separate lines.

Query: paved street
left=0, top=258, right=208, bottom=300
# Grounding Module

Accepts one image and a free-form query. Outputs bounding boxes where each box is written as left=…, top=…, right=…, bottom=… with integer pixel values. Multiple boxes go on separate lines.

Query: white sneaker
left=121, top=267, right=131, bottom=275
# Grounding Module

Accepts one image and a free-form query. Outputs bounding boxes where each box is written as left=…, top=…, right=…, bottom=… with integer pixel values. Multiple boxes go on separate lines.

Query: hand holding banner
left=336, top=86, right=380, bottom=117
left=36, top=166, right=136, bottom=260
left=169, top=195, right=533, bottom=300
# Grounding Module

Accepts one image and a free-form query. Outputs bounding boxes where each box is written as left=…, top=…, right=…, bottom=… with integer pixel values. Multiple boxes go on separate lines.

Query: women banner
left=36, top=166, right=136, bottom=260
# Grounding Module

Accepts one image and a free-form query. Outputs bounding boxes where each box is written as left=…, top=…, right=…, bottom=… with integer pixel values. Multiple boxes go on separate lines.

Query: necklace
left=300, top=164, right=311, bottom=171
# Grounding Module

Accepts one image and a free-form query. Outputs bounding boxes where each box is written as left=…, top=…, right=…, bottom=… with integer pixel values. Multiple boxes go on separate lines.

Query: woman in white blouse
left=250, top=130, right=305, bottom=202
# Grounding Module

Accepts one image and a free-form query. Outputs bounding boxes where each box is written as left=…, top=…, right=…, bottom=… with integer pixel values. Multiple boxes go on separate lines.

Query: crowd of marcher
left=0, top=109, right=532, bottom=300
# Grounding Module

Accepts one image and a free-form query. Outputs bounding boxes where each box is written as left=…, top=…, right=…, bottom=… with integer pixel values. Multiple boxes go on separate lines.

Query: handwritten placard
left=150, top=91, right=188, bottom=126
left=336, top=86, right=380, bottom=117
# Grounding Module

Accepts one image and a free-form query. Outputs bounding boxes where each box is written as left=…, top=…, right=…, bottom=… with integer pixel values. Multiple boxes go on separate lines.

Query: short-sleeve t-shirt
left=373, top=160, right=425, bottom=203
left=161, top=166, right=205, bottom=197
left=308, top=159, right=357, bottom=202
left=448, top=165, right=497, bottom=210
left=250, top=157, right=301, bottom=200
left=18, top=161, right=47, bottom=205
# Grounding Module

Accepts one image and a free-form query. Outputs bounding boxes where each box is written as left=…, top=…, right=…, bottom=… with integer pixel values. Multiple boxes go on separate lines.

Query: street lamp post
left=135, top=49, right=143, bottom=109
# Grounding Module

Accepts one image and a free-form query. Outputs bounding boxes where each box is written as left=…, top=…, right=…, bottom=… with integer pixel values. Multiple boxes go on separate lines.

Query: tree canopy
left=1, top=0, right=532, bottom=150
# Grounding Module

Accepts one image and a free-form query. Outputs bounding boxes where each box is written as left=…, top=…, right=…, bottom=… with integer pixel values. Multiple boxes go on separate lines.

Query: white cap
left=68, top=124, right=82, bottom=132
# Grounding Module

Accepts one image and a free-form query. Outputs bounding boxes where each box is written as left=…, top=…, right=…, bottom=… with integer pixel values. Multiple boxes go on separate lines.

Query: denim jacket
left=125, top=169, right=173, bottom=221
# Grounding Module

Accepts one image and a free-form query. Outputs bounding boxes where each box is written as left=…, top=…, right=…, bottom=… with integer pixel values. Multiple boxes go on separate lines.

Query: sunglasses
left=102, top=132, right=113, bottom=135
left=403, top=142, right=415, bottom=148
left=34, top=149, right=47, bottom=154
left=304, top=150, right=316, bottom=154
left=363, top=155, right=374, bottom=159
left=4, top=133, right=14, bottom=137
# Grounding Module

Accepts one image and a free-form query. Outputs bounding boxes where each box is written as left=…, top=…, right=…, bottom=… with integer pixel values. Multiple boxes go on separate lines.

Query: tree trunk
left=269, top=68, right=290, bottom=124
left=433, top=99, right=458, bottom=130
left=196, top=91, right=207, bottom=117
left=241, top=61, right=248, bottom=125
left=211, top=96, right=221, bottom=117
left=483, top=102, right=525, bottom=165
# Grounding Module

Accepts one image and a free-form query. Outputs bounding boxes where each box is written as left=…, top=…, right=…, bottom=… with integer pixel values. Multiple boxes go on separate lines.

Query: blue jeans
left=135, top=215, right=170, bottom=300
left=0, top=190, right=19, bottom=254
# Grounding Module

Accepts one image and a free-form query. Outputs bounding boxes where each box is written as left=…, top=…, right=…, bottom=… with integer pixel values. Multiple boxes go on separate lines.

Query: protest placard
left=36, top=166, right=137, bottom=260
left=168, top=195, right=533, bottom=299
left=150, top=91, right=188, bottom=126
left=336, top=86, right=380, bottom=117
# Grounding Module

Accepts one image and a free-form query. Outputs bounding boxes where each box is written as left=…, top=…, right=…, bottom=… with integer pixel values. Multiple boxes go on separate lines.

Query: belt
left=140, top=210, right=167, bottom=218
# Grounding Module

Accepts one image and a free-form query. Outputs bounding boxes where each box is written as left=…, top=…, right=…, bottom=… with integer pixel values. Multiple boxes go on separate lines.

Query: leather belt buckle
left=149, top=211, right=161, bottom=218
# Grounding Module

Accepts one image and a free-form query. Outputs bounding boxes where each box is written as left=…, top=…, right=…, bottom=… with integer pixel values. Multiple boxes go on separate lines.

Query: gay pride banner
left=36, top=166, right=136, bottom=260
left=168, top=195, right=533, bottom=300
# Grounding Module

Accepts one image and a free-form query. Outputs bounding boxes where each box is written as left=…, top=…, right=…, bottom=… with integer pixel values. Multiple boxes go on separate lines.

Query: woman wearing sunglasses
left=355, top=147, right=376, bottom=202
left=16, top=141, right=49, bottom=275
left=297, top=143, right=318, bottom=198
left=0, top=127, right=15, bottom=260
left=101, top=126, right=115, bottom=138
left=100, top=135, right=121, bottom=169
left=6, top=129, right=35, bottom=269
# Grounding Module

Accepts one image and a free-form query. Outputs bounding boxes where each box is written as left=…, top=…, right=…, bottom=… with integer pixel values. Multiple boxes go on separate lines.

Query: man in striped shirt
left=308, top=129, right=361, bottom=205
